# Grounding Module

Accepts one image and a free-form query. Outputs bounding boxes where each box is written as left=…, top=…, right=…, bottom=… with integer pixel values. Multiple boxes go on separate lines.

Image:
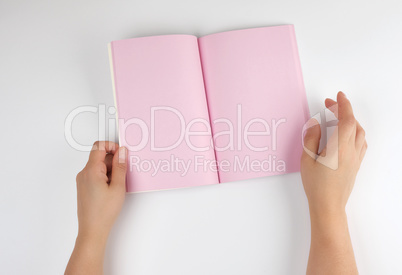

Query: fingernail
left=303, top=118, right=319, bottom=139
left=119, top=147, right=127, bottom=163
left=339, top=91, right=346, bottom=98
left=306, top=118, right=319, bottom=128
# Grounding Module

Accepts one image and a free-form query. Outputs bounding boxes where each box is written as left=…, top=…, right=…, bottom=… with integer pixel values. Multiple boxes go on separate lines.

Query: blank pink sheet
left=110, top=35, right=218, bottom=192
left=199, top=25, right=310, bottom=182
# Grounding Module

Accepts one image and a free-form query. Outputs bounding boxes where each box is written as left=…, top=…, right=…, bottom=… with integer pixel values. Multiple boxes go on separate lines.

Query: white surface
left=1, top=0, right=401, bottom=274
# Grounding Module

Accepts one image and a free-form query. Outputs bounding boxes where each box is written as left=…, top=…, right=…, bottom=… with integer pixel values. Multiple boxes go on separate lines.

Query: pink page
left=110, top=35, right=219, bottom=192
left=198, top=25, right=310, bottom=183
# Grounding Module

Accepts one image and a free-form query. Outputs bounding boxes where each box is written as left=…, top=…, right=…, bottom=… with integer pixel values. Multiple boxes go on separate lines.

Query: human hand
left=301, top=92, right=367, bottom=217
left=76, top=141, right=128, bottom=241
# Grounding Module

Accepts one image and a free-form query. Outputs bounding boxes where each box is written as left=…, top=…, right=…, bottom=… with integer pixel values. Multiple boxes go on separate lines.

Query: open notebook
left=108, top=25, right=310, bottom=193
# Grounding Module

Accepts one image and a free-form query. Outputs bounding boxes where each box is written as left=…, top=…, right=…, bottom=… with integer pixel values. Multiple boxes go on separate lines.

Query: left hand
left=75, top=141, right=127, bottom=241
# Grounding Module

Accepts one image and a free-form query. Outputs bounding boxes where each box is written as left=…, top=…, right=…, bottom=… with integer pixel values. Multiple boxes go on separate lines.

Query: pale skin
left=302, top=91, right=367, bottom=275
left=65, top=92, right=366, bottom=275
left=65, top=141, right=128, bottom=275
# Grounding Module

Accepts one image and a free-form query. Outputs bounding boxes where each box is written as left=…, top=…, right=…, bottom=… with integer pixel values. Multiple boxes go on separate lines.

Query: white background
left=1, top=0, right=401, bottom=274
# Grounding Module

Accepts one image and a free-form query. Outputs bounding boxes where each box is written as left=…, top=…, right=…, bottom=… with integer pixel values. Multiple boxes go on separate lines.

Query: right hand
left=300, top=92, right=367, bottom=216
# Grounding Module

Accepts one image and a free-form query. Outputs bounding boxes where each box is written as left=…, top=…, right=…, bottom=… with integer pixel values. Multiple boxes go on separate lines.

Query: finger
left=337, top=92, right=356, bottom=143
left=110, top=147, right=128, bottom=190
left=325, top=98, right=337, bottom=108
left=302, top=118, right=321, bottom=159
left=325, top=98, right=338, bottom=119
left=105, top=154, right=114, bottom=172
left=88, top=141, right=118, bottom=166
left=355, top=120, right=366, bottom=151
left=105, top=154, right=114, bottom=183
left=316, top=126, right=339, bottom=170
left=359, top=140, right=368, bottom=162
left=337, top=92, right=354, bottom=121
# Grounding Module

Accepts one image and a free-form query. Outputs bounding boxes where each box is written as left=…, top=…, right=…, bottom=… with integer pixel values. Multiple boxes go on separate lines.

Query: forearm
left=307, top=208, right=358, bottom=275
left=65, top=233, right=108, bottom=275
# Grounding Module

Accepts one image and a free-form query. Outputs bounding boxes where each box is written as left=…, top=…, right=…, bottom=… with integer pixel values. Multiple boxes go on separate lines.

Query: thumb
left=302, top=118, right=321, bottom=159
left=110, top=146, right=128, bottom=190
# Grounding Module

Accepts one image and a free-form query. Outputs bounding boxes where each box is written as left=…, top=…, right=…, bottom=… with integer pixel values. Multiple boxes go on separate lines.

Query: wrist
left=309, top=205, right=349, bottom=238
left=308, top=201, right=346, bottom=221
left=76, top=228, right=109, bottom=250
left=68, top=229, right=109, bottom=273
